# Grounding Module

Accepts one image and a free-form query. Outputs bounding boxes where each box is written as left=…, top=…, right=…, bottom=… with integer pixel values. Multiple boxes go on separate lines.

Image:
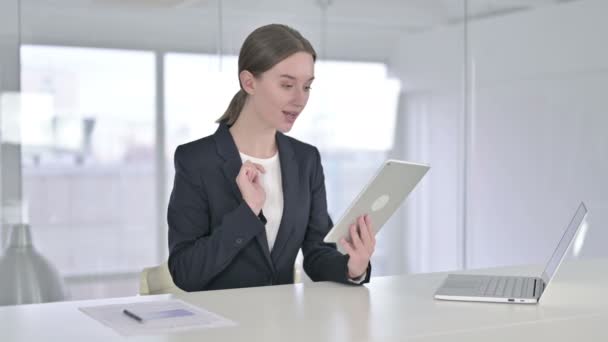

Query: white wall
left=466, top=0, right=608, bottom=268
left=390, top=0, right=608, bottom=272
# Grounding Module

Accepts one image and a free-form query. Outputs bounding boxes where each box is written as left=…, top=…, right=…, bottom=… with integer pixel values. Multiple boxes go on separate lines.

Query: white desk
left=1, top=258, right=607, bottom=341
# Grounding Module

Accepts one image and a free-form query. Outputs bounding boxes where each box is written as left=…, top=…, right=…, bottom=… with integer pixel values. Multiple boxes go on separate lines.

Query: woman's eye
left=304, top=86, right=312, bottom=91
left=281, top=84, right=294, bottom=89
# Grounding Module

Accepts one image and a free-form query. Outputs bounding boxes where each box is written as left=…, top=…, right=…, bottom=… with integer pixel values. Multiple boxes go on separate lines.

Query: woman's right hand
left=236, top=160, right=266, bottom=215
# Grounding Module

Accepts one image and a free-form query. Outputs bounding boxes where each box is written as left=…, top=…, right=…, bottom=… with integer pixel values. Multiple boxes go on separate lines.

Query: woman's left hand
left=340, top=214, right=375, bottom=279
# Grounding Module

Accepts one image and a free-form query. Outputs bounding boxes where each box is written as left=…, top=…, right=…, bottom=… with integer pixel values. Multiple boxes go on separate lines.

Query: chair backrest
left=141, top=261, right=309, bottom=294
left=139, top=261, right=185, bottom=295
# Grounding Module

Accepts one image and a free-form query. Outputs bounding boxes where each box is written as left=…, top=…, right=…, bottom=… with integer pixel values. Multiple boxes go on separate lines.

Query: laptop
left=323, top=159, right=430, bottom=244
left=434, top=202, right=588, bottom=304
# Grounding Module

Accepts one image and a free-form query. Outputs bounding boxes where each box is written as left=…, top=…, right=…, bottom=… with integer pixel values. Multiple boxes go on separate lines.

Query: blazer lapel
left=270, top=132, right=298, bottom=265
left=221, top=159, right=244, bottom=203
left=215, top=124, right=244, bottom=203
left=214, top=123, right=274, bottom=272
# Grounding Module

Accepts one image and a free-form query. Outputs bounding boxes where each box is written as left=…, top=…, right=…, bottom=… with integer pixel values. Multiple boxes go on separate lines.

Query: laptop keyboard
left=481, top=276, right=535, bottom=298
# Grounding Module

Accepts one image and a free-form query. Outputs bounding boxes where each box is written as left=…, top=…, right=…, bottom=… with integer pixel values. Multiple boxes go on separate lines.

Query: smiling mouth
left=283, top=111, right=299, bottom=121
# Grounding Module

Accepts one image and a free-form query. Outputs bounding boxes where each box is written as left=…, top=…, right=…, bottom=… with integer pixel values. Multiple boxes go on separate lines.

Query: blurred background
left=1, top=0, right=607, bottom=302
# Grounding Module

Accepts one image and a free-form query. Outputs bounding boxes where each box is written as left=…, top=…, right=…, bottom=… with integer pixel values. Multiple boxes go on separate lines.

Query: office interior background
left=0, top=0, right=607, bottom=302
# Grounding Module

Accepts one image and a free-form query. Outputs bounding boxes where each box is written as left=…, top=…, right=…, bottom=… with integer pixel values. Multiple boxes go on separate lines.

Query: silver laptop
left=434, top=202, right=588, bottom=304
left=323, top=159, right=429, bottom=244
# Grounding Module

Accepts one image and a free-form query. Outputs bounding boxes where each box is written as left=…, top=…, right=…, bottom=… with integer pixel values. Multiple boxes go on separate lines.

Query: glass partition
left=10, top=0, right=604, bottom=303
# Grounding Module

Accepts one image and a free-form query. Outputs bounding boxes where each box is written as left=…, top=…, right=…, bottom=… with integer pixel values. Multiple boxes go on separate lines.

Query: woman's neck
left=229, top=104, right=277, bottom=158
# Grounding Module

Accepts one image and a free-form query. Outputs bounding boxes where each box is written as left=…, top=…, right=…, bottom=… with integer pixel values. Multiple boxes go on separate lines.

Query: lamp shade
left=0, top=223, right=67, bottom=306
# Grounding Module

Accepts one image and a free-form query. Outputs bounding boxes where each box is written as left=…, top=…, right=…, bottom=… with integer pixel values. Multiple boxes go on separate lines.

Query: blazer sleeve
left=167, top=145, right=265, bottom=291
left=301, top=148, right=371, bottom=285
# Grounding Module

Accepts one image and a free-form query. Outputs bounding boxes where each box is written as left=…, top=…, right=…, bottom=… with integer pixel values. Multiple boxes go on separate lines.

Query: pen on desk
left=123, top=309, right=143, bottom=323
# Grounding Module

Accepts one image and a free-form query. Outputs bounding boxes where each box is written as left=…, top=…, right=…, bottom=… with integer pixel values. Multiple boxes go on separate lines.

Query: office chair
left=140, top=261, right=309, bottom=295
left=139, top=261, right=185, bottom=295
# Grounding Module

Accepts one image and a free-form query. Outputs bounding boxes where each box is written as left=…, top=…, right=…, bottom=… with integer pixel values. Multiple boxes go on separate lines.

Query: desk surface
left=1, top=258, right=607, bottom=341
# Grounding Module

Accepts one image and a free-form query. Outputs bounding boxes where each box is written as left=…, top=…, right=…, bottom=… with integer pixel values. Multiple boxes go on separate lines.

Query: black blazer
left=168, top=123, right=371, bottom=291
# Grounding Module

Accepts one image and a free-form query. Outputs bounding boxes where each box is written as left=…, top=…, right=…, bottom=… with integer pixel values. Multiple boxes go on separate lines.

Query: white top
left=239, top=150, right=364, bottom=283
left=239, top=151, right=283, bottom=251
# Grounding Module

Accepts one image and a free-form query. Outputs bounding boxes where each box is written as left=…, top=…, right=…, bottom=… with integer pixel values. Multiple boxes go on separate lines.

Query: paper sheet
left=79, top=299, right=237, bottom=336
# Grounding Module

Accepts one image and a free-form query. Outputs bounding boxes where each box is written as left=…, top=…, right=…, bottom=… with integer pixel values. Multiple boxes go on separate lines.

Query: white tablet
left=323, top=159, right=430, bottom=244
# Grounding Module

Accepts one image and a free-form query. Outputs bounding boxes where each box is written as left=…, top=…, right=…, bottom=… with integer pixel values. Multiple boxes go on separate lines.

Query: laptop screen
left=541, top=202, right=588, bottom=284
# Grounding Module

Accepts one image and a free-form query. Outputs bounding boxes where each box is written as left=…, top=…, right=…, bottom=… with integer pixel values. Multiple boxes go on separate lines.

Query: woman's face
left=248, top=52, right=315, bottom=133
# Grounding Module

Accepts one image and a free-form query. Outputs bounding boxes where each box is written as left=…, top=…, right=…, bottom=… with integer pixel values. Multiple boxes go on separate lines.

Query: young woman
left=168, top=24, right=375, bottom=291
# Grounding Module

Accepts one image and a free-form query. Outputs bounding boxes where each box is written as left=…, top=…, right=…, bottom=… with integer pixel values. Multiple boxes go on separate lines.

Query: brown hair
left=216, top=24, right=317, bottom=125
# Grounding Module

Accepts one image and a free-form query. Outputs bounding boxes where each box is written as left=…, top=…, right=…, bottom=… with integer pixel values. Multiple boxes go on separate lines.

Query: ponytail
left=216, top=89, right=247, bottom=125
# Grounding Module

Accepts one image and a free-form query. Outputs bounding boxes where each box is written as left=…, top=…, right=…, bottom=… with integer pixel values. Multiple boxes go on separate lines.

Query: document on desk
left=79, top=299, right=236, bottom=336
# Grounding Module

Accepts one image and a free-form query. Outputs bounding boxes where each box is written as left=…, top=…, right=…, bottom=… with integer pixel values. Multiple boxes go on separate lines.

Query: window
left=20, top=45, right=157, bottom=278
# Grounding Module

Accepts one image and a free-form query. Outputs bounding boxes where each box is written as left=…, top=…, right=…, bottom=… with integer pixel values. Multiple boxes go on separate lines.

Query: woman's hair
left=216, top=24, right=317, bottom=125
